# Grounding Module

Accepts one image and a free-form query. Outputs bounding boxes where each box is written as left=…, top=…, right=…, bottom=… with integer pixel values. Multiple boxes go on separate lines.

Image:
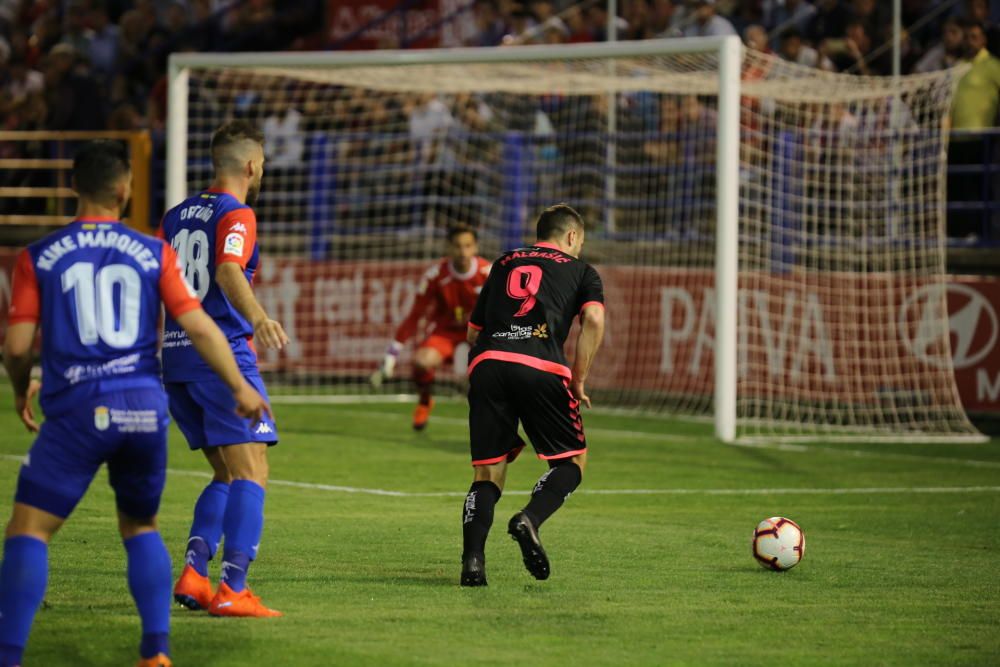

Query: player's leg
left=210, top=442, right=280, bottom=617
left=106, top=388, right=173, bottom=665
left=165, top=382, right=225, bottom=610
left=0, top=504, right=63, bottom=667
left=173, top=375, right=280, bottom=617
left=508, top=371, right=588, bottom=581
left=174, top=448, right=230, bottom=609
left=411, top=333, right=455, bottom=430
left=462, top=360, right=522, bottom=587
left=0, top=412, right=100, bottom=667
left=119, top=513, right=172, bottom=667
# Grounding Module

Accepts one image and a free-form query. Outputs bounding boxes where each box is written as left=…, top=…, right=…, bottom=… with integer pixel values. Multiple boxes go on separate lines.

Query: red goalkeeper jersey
left=393, top=256, right=491, bottom=343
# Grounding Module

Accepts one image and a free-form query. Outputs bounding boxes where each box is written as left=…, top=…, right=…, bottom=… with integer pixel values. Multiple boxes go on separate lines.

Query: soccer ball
left=752, top=517, right=805, bottom=571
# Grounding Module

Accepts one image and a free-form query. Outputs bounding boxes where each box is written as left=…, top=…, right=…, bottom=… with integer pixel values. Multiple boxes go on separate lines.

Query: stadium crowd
left=0, top=0, right=997, bottom=135
left=0, top=0, right=997, bottom=238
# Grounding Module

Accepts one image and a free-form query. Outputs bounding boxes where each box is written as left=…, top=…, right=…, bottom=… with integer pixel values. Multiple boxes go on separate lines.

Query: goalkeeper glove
left=370, top=341, right=403, bottom=388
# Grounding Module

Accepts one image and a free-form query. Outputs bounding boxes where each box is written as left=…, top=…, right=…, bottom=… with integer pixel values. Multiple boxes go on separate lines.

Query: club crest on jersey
left=94, top=406, right=110, bottom=431
left=223, top=232, right=244, bottom=256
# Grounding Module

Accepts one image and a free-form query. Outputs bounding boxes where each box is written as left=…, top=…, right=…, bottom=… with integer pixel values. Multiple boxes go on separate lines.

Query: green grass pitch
left=0, top=392, right=998, bottom=666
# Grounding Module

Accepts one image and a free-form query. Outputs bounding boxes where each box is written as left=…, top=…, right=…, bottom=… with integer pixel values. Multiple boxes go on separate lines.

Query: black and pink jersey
left=468, top=241, right=604, bottom=379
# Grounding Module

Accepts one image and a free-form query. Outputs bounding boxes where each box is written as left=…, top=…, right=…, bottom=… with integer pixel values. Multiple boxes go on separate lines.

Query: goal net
left=167, top=39, right=984, bottom=443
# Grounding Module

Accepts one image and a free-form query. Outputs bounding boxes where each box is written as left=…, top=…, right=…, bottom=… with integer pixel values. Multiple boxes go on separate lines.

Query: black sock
left=462, top=481, right=501, bottom=559
left=522, top=463, right=582, bottom=528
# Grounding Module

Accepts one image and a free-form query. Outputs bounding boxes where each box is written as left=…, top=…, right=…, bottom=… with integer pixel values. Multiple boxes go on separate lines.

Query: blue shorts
left=166, top=372, right=278, bottom=450
left=15, top=388, right=169, bottom=519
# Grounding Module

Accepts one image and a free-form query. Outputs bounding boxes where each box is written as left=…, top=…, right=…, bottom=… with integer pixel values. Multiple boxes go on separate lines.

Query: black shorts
left=468, top=360, right=587, bottom=466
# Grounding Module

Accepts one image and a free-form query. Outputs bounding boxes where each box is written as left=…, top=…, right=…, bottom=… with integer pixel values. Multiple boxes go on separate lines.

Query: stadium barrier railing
left=0, top=130, right=152, bottom=234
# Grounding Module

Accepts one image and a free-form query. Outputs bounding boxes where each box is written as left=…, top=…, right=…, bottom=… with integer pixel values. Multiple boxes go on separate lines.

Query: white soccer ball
left=752, top=517, right=805, bottom=571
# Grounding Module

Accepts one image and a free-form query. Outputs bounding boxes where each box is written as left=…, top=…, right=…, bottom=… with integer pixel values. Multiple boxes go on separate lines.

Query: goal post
left=166, top=39, right=985, bottom=444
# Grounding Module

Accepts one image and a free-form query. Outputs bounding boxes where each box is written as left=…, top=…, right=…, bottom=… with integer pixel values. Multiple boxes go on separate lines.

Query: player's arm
left=214, top=209, right=288, bottom=350
left=570, top=267, right=606, bottom=409
left=216, top=263, right=287, bottom=349
left=4, top=250, right=41, bottom=432
left=175, top=309, right=272, bottom=422
left=371, top=267, right=436, bottom=386
left=466, top=269, right=493, bottom=345
left=161, top=243, right=272, bottom=422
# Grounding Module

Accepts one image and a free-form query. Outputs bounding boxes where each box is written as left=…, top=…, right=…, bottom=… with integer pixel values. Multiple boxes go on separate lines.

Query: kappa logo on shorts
left=255, top=422, right=274, bottom=435
left=94, top=406, right=110, bottom=431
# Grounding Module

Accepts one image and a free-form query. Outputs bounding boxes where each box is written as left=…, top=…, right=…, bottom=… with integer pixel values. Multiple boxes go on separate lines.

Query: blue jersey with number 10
left=8, top=219, right=200, bottom=417
left=159, top=189, right=260, bottom=383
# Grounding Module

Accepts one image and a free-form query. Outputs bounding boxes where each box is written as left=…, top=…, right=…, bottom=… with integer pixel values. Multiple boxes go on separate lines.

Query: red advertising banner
left=0, top=248, right=996, bottom=415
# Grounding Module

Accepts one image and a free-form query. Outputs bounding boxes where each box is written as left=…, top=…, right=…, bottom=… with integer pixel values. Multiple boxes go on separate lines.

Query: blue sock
left=185, top=481, right=229, bottom=577
left=0, top=536, right=47, bottom=667
left=124, top=532, right=171, bottom=660
left=220, top=480, right=265, bottom=593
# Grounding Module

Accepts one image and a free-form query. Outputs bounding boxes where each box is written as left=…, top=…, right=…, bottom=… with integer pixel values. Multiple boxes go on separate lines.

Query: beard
left=246, top=181, right=260, bottom=207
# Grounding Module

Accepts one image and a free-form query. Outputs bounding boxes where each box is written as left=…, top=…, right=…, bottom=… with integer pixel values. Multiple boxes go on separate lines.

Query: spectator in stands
left=88, top=3, right=120, bottom=86
left=949, top=20, right=1000, bottom=237
left=468, top=0, right=506, bottom=46
left=683, top=0, right=736, bottom=38
left=914, top=16, right=965, bottom=73
left=643, top=95, right=684, bottom=166
left=43, top=43, right=107, bottom=130
left=586, top=4, right=627, bottom=42
left=807, top=0, right=850, bottom=44
left=780, top=27, right=833, bottom=70
left=847, top=0, right=883, bottom=42
left=960, top=0, right=1000, bottom=56
left=263, top=97, right=306, bottom=169
left=765, top=0, right=817, bottom=37
left=564, top=6, right=594, bottom=43
left=61, top=2, right=94, bottom=57
left=1, top=55, right=44, bottom=111
left=744, top=24, right=774, bottom=56
left=821, top=20, right=873, bottom=74
left=408, top=93, right=455, bottom=164
left=25, top=12, right=62, bottom=67
left=163, top=1, right=189, bottom=36
left=502, top=6, right=537, bottom=44
left=648, top=0, right=680, bottom=37
left=952, top=19, right=1000, bottom=131
left=109, top=9, right=154, bottom=111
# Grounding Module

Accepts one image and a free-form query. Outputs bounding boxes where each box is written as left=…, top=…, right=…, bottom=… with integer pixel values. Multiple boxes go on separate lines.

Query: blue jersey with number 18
left=8, top=218, right=201, bottom=417
left=158, top=189, right=260, bottom=383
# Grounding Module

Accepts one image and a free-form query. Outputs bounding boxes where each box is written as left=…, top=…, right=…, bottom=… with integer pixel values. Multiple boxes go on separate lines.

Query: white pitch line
left=1, top=454, right=997, bottom=498
left=728, top=441, right=1000, bottom=469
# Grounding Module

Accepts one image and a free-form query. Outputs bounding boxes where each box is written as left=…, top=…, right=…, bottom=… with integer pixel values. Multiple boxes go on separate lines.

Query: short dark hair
left=779, top=27, right=803, bottom=42
left=72, top=140, right=130, bottom=205
left=965, top=19, right=986, bottom=35
left=536, top=203, right=583, bottom=241
left=446, top=223, right=478, bottom=242
left=210, top=120, right=264, bottom=172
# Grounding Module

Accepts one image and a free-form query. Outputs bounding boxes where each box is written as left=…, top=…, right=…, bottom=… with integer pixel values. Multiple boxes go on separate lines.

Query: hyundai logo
left=900, top=283, right=998, bottom=370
